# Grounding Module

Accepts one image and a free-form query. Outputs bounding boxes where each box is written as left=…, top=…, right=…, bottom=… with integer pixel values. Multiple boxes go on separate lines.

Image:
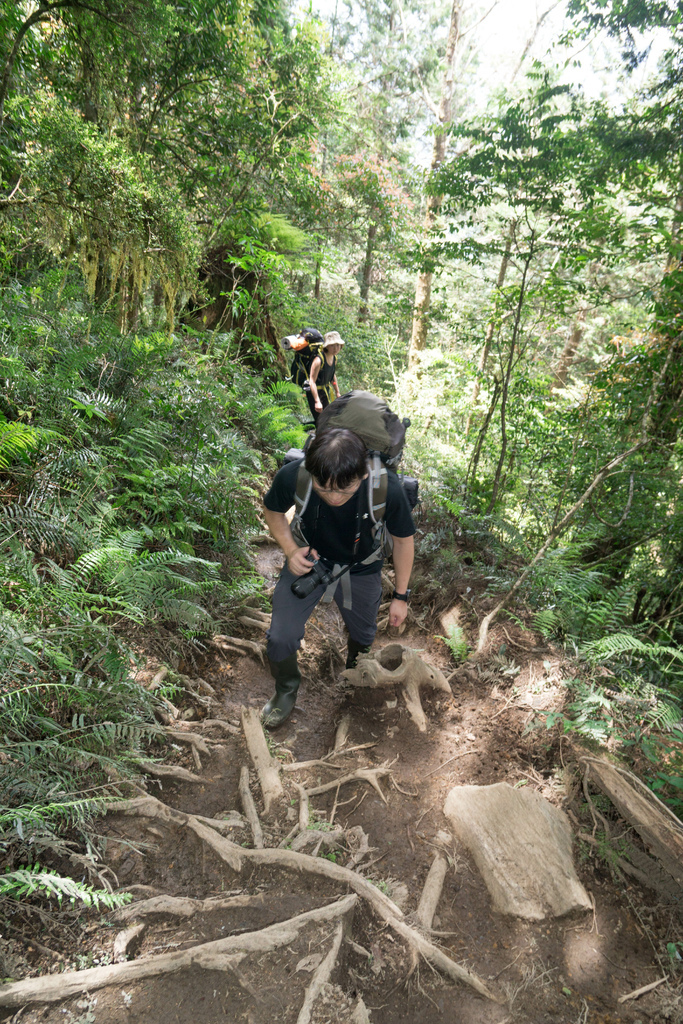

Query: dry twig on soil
left=618, top=976, right=668, bottom=1003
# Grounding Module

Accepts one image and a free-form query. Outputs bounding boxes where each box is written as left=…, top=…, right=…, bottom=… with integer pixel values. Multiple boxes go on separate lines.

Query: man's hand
left=263, top=508, right=319, bottom=577
left=287, top=545, right=320, bottom=577
left=314, top=400, right=323, bottom=412
left=389, top=598, right=408, bottom=629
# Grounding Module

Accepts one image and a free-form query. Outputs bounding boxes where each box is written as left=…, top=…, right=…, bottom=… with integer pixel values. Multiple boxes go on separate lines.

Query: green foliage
left=0, top=867, right=132, bottom=910
left=0, top=281, right=306, bottom=917
left=436, top=624, right=468, bottom=664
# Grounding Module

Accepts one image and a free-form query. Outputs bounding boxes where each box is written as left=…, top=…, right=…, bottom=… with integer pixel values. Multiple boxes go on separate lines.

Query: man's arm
left=388, top=534, right=414, bottom=628
left=263, top=507, right=319, bottom=576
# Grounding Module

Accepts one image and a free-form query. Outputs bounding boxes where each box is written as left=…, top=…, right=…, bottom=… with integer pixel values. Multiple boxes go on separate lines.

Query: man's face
left=312, top=475, right=367, bottom=507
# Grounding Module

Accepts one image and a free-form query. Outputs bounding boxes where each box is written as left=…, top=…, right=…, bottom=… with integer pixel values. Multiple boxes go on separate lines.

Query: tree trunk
left=551, top=309, right=585, bottom=391
left=485, top=241, right=534, bottom=513
left=358, top=220, right=378, bottom=322
left=465, top=218, right=516, bottom=436
left=408, top=0, right=462, bottom=367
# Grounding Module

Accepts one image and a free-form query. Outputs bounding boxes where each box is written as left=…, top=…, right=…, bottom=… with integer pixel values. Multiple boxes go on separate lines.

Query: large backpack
left=284, top=391, right=418, bottom=566
left=281, top=329, right=324, bottom=387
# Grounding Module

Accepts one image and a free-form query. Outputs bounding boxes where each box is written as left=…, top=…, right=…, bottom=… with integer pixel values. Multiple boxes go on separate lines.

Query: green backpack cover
left=316, top=390, right=406, bottom=466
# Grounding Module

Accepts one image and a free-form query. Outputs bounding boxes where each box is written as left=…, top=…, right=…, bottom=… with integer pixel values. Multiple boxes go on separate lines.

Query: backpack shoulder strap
left=290, top=461, right=313, bottom=547
left=295, top=462, right=313, bottom=516
left=366, top=454, right=388, bottom=524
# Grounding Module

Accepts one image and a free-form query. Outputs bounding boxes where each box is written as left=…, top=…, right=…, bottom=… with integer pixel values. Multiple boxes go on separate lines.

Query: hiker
left=306, top=331, right=343, bottom=422
left=262, top=427, right=415, bottom=728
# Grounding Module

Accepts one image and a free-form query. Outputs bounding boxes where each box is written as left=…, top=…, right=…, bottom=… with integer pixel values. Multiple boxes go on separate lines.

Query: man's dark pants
left=266, top=565, right=383, bottom=662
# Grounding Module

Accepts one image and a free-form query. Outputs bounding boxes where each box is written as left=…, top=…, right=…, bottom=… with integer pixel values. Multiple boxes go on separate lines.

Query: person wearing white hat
left=307, top=331, right=344, bottom=422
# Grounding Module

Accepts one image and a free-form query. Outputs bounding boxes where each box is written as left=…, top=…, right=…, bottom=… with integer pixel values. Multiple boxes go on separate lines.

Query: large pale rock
left=444, top=782, right=591, bottom=920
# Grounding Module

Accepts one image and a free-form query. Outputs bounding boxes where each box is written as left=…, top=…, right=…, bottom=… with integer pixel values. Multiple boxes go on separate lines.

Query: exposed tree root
left=114, top=893, right=268, bottom=923
left=290, top=828, right=344, bottom=854
left=0, top=896, right=358, bottom=1008
left=346, top=826, right=373, bottom=870
left=214, top=634, right=265, bottom=664
left=297, top=919, right=346, bottom=1024
left=104, top=794, right=500, bottom=1000
left=238, top=612, right=271, bottom=631
left=199, top=718, right=240, bottom=736
left=105, top=795, right=244, bottom=835
left=113, top=923, right=145, bottom=962
left=241, top=706, right=284, bottom=816
left=176, top=673, right=216, bottom=697
left=182, top=814, right=500, bottom=1001
left=343, top=644, right=451, bottom=731
left=239, top=766, right=264, bottom=848
left=334, top=714, right=352, bottom=751
left=282, top=759, right=347, bottom=773
left=410, top=851, right=449, bottom=973
left=138, top=761, right=204, bottom=784
left=163, top=730, right=211, bottom=771
left=305, top=764, right=392, bottom=804
left=416, top=852, right=449, bottom=932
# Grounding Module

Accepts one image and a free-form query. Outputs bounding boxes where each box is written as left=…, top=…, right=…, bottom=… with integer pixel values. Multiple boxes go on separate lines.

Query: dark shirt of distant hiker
left=305, top=331, right=343, bottom=423
left=261, top=427, right=415, bottom=728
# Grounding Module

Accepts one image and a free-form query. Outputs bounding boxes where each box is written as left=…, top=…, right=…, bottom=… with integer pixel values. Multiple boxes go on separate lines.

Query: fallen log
left=582, top=756, right=683, bottom=889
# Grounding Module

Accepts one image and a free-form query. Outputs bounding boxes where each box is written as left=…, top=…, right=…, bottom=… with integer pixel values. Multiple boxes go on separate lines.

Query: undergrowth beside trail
left=0, top=281, right=307, bottom=919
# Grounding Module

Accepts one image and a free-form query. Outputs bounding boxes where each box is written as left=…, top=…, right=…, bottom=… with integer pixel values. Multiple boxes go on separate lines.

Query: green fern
left=0, top=867, right=132, bottom=909
left=436, top=624, right=469, bottom=663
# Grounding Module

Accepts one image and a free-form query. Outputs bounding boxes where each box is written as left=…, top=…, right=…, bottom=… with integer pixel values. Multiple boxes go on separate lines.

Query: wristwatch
left=392, top=589, right=411, bottom=602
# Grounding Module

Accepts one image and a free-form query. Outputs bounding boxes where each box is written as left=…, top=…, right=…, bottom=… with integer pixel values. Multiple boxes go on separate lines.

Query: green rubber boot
left=346, top=638, right=372, bottom=670
left=262, top=652, right=301, bottom=729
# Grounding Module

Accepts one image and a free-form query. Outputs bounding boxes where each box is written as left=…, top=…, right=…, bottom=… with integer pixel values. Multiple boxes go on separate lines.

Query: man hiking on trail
left=262, top=427, right=415, bottom=728
left=306, top=331, right=343, bottom=423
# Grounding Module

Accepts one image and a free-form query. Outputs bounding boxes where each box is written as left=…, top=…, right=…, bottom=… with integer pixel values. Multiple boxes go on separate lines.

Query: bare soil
left=4, top=543, right=683, bottom=1024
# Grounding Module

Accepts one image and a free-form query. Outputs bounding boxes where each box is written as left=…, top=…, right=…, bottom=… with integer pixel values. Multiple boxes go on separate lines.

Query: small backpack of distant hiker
left=284, top=390, right=419, bottom=565
left=281, top=328, right=324, bottom=388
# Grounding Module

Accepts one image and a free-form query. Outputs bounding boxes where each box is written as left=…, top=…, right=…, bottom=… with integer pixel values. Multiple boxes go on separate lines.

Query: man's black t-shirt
left=264, top=460, right=415, bottom=575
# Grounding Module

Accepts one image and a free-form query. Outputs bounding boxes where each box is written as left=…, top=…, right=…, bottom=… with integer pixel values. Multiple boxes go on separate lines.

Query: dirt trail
left=4, top=544, right=682, bottom=1024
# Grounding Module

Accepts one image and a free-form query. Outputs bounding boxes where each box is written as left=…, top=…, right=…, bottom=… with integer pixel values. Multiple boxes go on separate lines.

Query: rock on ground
left=444, top=781, right=592, bottom=920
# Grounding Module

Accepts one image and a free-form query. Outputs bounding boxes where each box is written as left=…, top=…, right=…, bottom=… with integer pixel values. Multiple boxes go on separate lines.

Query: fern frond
left=0, top=867, right=131, bottom=908
left=582, top=633, right=683, bottom=664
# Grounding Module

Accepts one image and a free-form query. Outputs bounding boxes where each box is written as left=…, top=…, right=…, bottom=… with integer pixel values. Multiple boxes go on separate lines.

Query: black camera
left=291, top=559, right=335, bottom=599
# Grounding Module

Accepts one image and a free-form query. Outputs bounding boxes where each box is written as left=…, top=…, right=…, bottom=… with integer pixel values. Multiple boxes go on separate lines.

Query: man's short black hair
left=305, top=428, right=367, bottom=489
